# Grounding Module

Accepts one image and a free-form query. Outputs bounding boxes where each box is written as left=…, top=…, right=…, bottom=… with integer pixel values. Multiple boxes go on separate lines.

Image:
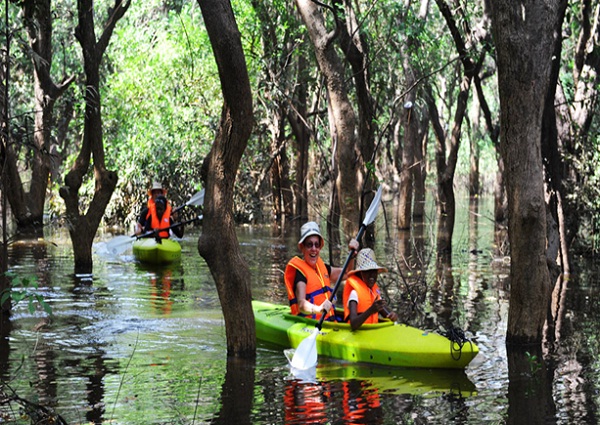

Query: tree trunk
left=334, top=0, right=376, bottom=245
left=469, top=94, right=481, bottom=197
left=490, top=0, right=562, bottom=345
left=5, top=0, right=74, bottom=233
left=295, top=0, right=360, bottom=239
left=431, top=0, right=482, bottom=261
left=397, top=86, right=416, bottom=231
left=0, top=60, right=9, bottom=314
left=197, top=0, right=255, bottom=358
left=59, top=0, right=127, bottom=274
left=288, top=50, right=310, bottom=224
left=251, top=0, right=294, bottom=225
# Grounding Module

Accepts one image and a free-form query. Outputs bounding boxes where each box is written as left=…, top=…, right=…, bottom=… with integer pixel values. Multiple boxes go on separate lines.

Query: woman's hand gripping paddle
left=290, top=185, right=383, bottom=370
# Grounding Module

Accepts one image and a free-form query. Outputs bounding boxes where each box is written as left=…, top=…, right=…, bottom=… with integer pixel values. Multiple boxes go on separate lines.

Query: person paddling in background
left=135, top=181, right=183, bottom=239
left=284, top=221, right=360, bottom=321
left=343, top=248, right=398, bottom=331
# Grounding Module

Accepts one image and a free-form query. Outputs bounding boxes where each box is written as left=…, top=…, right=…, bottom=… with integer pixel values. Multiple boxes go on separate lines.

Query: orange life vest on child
left=343, top=274, right=381, bottom=324
left=284, top=256, right=335, bottom=321
left=146, top=202, right=172, bottom=238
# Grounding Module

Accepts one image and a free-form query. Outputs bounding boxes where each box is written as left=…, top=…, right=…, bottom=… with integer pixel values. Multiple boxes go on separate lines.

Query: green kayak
left=253, top=300, right=479, bottom=369
left=132, top=238, right=182, bottom=265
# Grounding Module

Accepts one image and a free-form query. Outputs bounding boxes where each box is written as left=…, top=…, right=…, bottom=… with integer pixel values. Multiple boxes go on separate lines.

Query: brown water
left=1, top=196, right=599, bottom=424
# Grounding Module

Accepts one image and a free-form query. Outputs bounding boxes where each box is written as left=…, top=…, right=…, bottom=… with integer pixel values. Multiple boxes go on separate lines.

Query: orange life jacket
left=284, top=380, right=328, bottom=424
left=343, top=274, right=381, bottom=324
left=146, top=201, right=172, bottom=238
left=341, top=380, right=381, bottom=424
left=284, top=256, right=334, bottom=321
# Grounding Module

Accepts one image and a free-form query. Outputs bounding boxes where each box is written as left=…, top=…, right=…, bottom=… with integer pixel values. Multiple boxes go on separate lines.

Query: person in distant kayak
left=343, top=248, right=397, bottom=330
left=284, top=221, right=359, bottom=321
left=135, top=182, right=183, bottom=238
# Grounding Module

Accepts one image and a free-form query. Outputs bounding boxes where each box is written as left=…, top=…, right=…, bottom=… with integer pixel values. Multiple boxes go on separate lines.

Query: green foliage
left=102, top=2, right=218, bottom=225
left=524, top=351, right=541, bottom=375
left=0, top=272, right=52, bottom=315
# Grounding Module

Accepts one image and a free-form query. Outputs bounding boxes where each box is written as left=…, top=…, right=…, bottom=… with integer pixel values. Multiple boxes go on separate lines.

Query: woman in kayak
left=284, top=221, right=359, bottom=321
left=343, top=248, right=398, bottom=330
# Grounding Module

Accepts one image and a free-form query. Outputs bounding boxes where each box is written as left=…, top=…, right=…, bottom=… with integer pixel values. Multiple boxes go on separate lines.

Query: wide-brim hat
left=298, top=221, right=324, bottom=249
left=348, top=248, right=387, bottom=275
left=148, top=181, right=165, bottom=195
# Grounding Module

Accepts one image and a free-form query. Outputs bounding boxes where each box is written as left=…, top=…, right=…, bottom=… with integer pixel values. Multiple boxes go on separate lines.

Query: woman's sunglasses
left=303, top=241, right=321, bottom=249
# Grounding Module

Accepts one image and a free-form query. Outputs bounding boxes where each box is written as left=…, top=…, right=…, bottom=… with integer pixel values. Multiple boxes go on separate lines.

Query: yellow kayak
left=253, top=300, right=479, bottom=369
left=132, top=238, right=181, bottom=265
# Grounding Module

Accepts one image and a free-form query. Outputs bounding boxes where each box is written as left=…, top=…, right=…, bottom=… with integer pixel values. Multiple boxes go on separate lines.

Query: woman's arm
left=296, top=281, right=332, bottom=315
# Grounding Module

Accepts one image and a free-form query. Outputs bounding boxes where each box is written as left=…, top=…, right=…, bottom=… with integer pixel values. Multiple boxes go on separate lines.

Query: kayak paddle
left=173, top=189, right=205, bottom=214
left=106, top=214, right=203, bottom=255
left=290, top=185, right=384, bottom=370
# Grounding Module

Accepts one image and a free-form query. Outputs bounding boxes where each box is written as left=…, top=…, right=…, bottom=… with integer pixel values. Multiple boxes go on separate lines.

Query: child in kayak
left=343, top=248, right=398, bottom=330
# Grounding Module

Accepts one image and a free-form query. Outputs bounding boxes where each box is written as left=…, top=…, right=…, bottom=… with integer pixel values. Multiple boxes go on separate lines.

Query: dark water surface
left=2, top=197, right=599, bottom=424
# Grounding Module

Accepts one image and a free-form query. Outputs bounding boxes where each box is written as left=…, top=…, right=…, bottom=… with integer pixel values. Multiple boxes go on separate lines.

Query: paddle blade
left=291, top=328, right=319, bottom=370
left=186, top=189, right=205, bottom=207
left=363, top=185, right=383, bottom=227
left=106, top=235, right=134, bottom=255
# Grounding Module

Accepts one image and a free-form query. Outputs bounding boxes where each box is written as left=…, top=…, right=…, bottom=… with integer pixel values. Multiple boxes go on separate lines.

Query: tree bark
left=490, top=0, right=562, bottom=345
left=295, top=0, right=360, bottom=239
left=59, top=0, right=128, bottom=273
left=197, top=0, right=255, bottom=358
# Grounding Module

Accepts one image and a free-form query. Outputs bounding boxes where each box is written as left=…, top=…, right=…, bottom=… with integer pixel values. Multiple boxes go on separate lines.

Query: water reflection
left=284, top=380, right=329, bottom=424
left=506, top=346, right=556, bottom=425
left=282, top=360, right=476, bottom=424
left=211, top=357, right=255, bottom=425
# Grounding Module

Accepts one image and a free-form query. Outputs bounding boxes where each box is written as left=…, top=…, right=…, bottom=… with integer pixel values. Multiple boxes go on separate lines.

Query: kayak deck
left=132, top=238, right=181, bottom=264
left=253, top=300, right=478, bottom=369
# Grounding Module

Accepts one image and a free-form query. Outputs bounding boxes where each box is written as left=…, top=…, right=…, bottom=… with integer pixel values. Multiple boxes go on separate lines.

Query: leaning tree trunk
left=490, top=0, right=563, bottom=345
left=197, top=0, right=255, bottom=358
left=59, top=0, right=128, bottom=274
left=295, top=0, right=361, bottom=239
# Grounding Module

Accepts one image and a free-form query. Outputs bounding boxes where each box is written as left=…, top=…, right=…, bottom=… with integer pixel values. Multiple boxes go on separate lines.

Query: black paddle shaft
left=316, top=224, right=367, bottom=330
left=137, top=215, right=202, bottom=240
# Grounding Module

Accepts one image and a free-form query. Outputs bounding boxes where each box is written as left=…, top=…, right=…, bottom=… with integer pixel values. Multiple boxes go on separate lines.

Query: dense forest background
left=2, top=0, right=502, bottom=226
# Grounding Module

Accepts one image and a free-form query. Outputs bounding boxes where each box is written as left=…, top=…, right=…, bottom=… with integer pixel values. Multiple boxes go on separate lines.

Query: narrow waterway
left=1, top=196, right=599, bottom=424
